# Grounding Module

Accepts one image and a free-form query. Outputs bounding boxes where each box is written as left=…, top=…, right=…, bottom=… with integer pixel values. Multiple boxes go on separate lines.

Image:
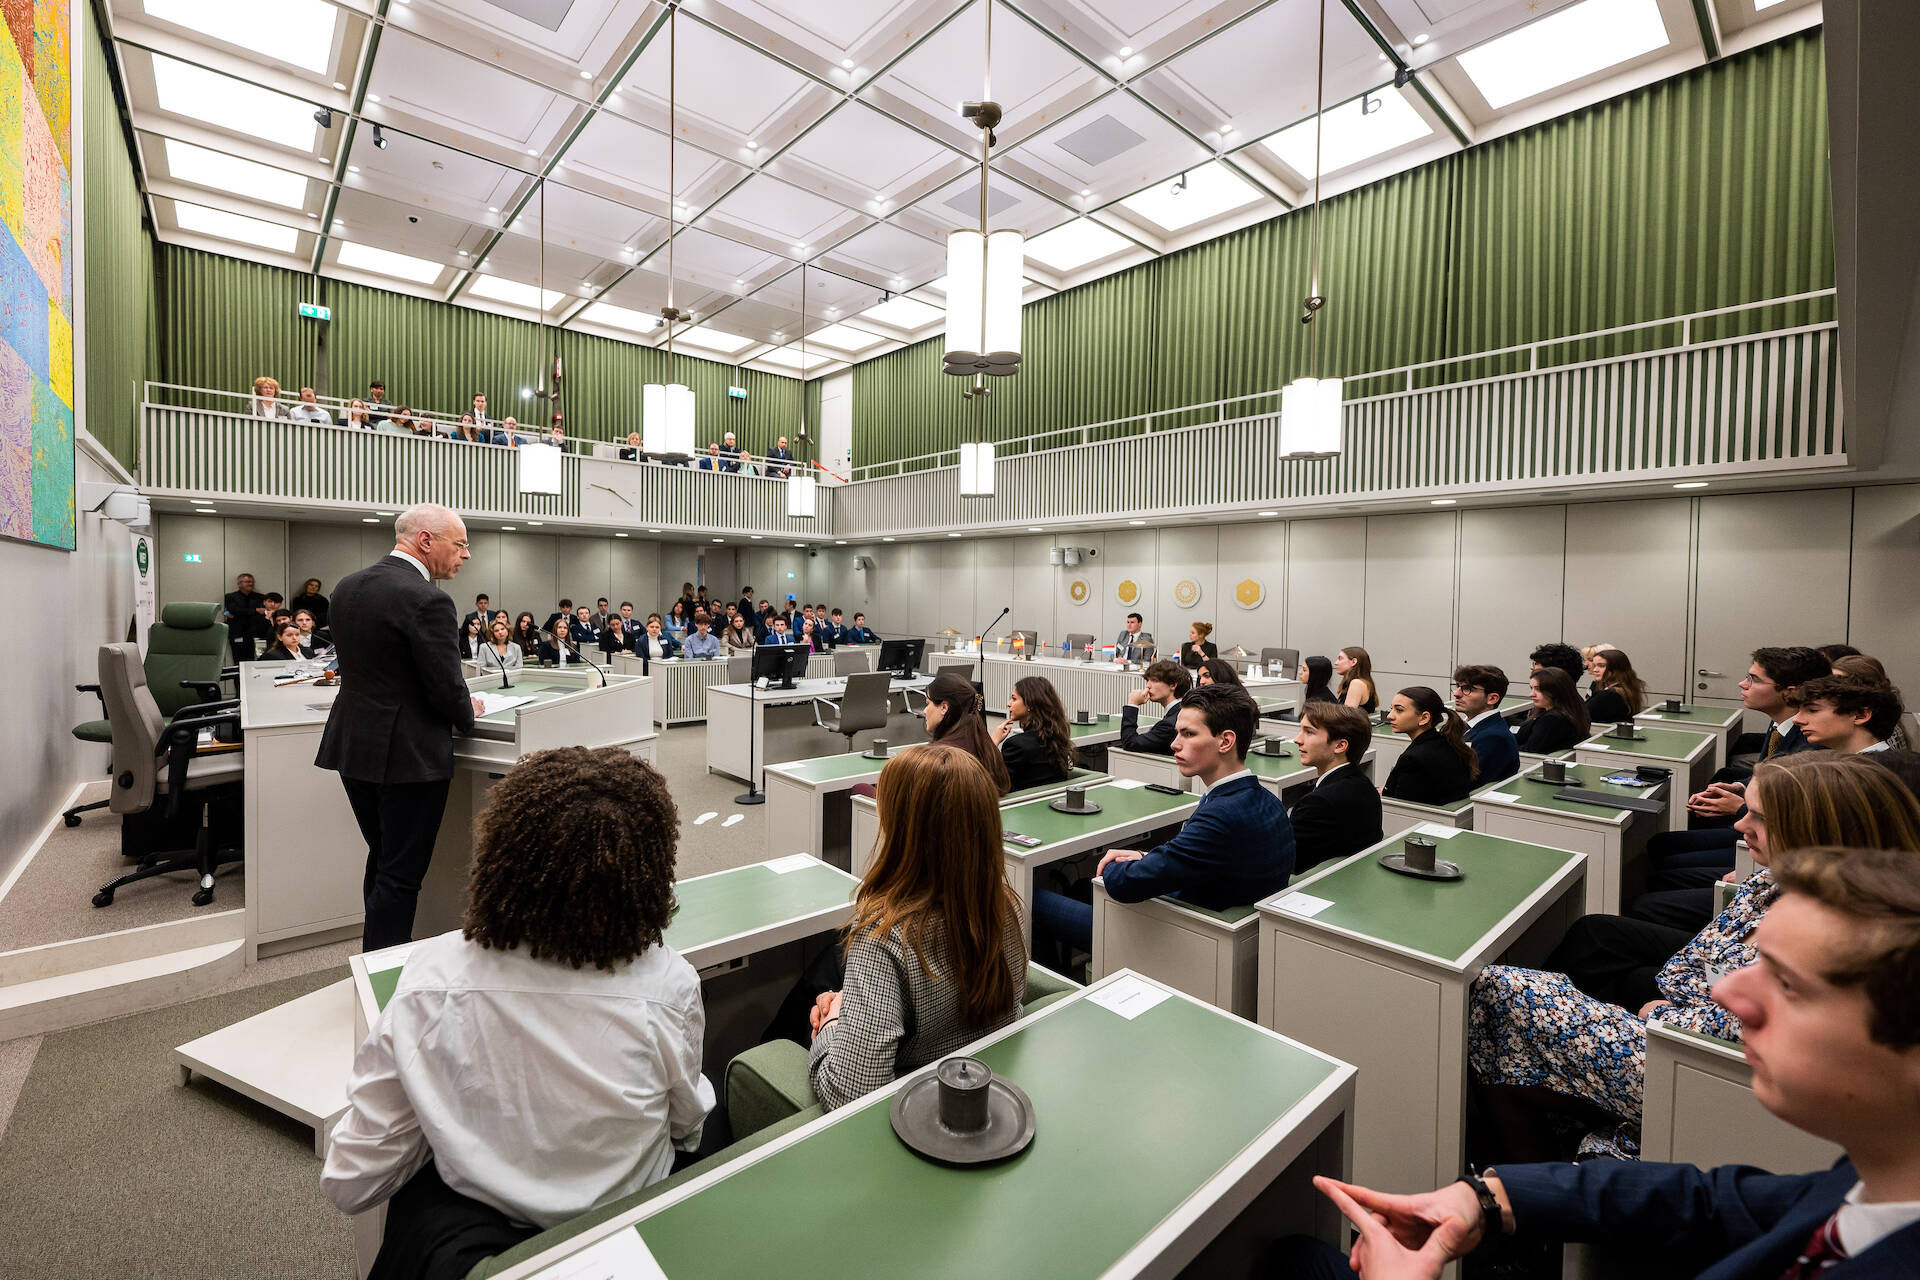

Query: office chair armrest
left=75, top=681, right=105, bottom=713
left=901, top=688, right=928, bottom=713
left=169, top=700, right=242, bottom=725
left=810, top=698, right=839, bottom=731
left=180, top=680, right=228, bottom=702
left=158, top=707, right=244, bottom=818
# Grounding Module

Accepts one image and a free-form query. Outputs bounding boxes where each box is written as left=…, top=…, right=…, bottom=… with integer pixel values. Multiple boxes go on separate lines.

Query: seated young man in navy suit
left=1030, top=684, right=1294, bottom=970
left=1453, top=663, right=1520, bottom=784
left=1271, top=840, right=1920, bottom=1280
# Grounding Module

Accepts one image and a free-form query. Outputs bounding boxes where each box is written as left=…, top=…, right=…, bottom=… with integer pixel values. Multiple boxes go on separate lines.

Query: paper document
left=1086, top=975, right=1171, bottom=1021
left=1106, top=778, right=1148, bottom=790
left=765, top=854, right=816, bottom=874
left=1272, top=891, right=1335, bottom=918
left=533, top=1228, right=668, bottom=1280
left=1479, top=791, right=1519, bottom=804
left=1415, top=823, right=1462, bottom=839
left=475, top=692, right=537, bottom=717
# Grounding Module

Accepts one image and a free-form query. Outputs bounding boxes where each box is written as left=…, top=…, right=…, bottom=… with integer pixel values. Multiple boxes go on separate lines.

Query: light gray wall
left=1, top=445, right=138, bottom=888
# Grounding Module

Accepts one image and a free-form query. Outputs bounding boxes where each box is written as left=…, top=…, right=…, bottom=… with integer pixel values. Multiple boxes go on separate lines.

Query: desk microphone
left=973, top=605, right=1009, bottom=686
left=543, top=624, right=607, bottom=688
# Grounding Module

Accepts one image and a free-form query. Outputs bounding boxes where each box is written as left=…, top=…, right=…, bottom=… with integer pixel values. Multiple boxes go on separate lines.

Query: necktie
left=1776, top=1211, right=1846, bottom=1280
left=1763, top=726, right=1783, bottom=760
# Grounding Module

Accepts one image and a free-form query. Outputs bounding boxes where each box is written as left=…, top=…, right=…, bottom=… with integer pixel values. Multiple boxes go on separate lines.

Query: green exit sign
left=727, top=385, right=747, bottom=400
left=183, top=553, right=202, bottom=563
left=298, top=302, right=332, bottom=321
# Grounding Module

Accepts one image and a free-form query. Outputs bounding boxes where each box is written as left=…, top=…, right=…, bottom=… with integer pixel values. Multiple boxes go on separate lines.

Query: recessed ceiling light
left=747, top=139, right=759, bottom=149
left=378, top=512, right=396, bottom=517
left=750, top=534, right=763, bottom=540
left=337, top=241, right=445, bottom=283
left=164, top=138, right=309, bottom=208
left=1118, top=46, right=1133, bottom=57
left=1219, top=123, right=1235, bottom=135
left=835, top=540, right=847, bottom=545
left=1378, top=51, right=1388, bottom=61
left=946, top=532, right=963, bottom=538
left=527, top=521, right=544, bottom=526
left=1413, top=33, right=1429, bottom=45
left=144, top=0, right=339, bottom=74
left=307, top=211, right=319, bottom=218
left=1027, top=526, right=1045, bottom=532
left=173, top=200, right=301, bottom=253
left=648, top=529, right=662, bottom=534
left=456, top=249, right=468, bottom=256
left=614, top=532, right=628, bottom=537
left=673, top=324, right=756, bottom=355
left=347, top=164, right=360, bottom=173
left=367, top=94, right=381, bottom=104
left=197, top=508, right=217, bottom=513
left=526, top=148, right=539, bottom=157
left=190, top=498, right=213, bottom=504
left=882, top=537, right=896, bottom=543
left=806, top=323, right=884, bottom=354
left=793, top=244, right=810, bottom=254
left=579, top=70, right=593, bottom=80
left=1456, top=0, right=1669, bottom=110
left=712, top=538, right=725, bottom=543
left=1430, top=498, right=1456, bottom=505
left=487, top=206, right=499, bottom=213
left=1127, top=519, right=1146, bottom=526
left=1120, top=160, right=1261, bottom=232
left=1266, top=87, right=1432, bottom=177
left=332, top=81, right=348, bottom=91
left=152, top=55, right=318, bottom=148
left=1080, top=187, right=1092, bottom=197
left=466, top=274, right=569, bottom=310
left=841, top=57, right=855, bottom=69
left=501, top=526, right=516, bottom=531
left=361, top=516, right=378, bottom=523
left=1258, top=510, right=1279, bottom=517
left=1673, top=481, right=1710, bottom=489
left=1025, top=218, right=1131, bottom=272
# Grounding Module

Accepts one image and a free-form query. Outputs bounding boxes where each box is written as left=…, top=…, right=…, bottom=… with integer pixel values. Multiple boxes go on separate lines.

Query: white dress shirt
left=1466, top=707, right=1503, bottom=730
left=388, top=549, right=429, bottom=580
left=322, top=930, right=714, bottom=1229
left=1838, top=1181, right=1920, bottom=1258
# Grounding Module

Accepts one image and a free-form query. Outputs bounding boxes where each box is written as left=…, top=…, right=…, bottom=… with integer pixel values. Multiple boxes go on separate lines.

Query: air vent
left=1055, top=115, right=1146, bottom=167
left=481, top=0, right=574, bottom=33
left=944, top=182, right=1022, bottom=219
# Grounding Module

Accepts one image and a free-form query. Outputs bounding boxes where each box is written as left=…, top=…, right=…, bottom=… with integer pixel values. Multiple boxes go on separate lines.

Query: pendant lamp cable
left=663, top=2, right=680, bottom=381
left=1304, top=0, right=1328, bottom=378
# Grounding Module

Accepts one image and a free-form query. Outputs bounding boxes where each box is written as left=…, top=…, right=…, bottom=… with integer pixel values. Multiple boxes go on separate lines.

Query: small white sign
left=765, top=854, right=816, bottom=874
left=1638, top=712, right=1664, bottom=720
left=1272, top=891, right=1335, bottom=918
left=1106, top=778, right=1148, bottom=790
left=533, top=1227, right=668, bottom=1280
left=1585, top=742, right=1611, bottom=751
left=1480, top=791, right=1519, bottom=805
left=1416, top=823, right=1462, bottom=839
left=1086, top=975, right=1171, bottom=1020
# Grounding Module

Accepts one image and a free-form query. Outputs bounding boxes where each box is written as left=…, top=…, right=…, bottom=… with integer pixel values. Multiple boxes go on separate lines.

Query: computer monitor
left=751, top=643, right=810, bottom=690
left=877, top=637, right=924, bottom=679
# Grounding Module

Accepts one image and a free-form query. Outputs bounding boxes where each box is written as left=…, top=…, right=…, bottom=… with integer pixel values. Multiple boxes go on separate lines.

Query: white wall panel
left=222, top=518, right=287, bottom=601
left=1563, top=499, right=1693, bottom=698
left=1102, top=529, right=1157, bottom=650
left=1693, top=490, right=1852, bottom=703
left=1845, top=484, right=1920, bottom=693
left=1154, top=526, right=1219, bottom=657
left=1455, top=507, right=1566, bottom=690
left=1214, top=519, right=1288, bottom=656
left=498, top=532, right=559, bottom=623
left=1286, top=518, right=1366, bottom=666
left=1053, top=532, right=1107, bottom=650
left=1363, top=513, right=1458, bottom=688
left=156, top=512, right=228, bottom=606
left=1009, top=535, right=1054, bottom=644
left=971, top=539, right=1016, bottom=640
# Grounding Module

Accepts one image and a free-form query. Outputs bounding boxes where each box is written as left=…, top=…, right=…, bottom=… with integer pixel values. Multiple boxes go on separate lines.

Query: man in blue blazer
left=844, top=612, right=878, bottom=645
left=1031, top=685, right=1294, bottom=963
left=1453, top=663, right=1519, bottom=784
left=1275, top=841, right=1920, bottom=1280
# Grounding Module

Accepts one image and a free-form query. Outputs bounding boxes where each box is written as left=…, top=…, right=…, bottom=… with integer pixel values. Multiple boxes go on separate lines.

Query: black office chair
left=92, top=643, right=245, bottom=908
left=67, top=603, right=234, bottom=828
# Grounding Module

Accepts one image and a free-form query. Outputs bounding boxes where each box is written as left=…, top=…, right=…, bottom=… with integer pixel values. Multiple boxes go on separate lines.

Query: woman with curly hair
left=323, top=746, right=713, bottom=1279
left=994, top=675, right=1077, bottom=791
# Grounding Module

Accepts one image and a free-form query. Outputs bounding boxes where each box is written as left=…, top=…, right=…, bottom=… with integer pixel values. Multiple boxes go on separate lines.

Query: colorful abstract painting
left=0, top=0, right=72, bottom=549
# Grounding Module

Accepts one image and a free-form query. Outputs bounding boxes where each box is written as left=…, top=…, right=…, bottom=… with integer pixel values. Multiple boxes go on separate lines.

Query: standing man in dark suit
left=1453, top=663, right=1520, bottom=784
left=1288, top=703, right=1384, bottom=872
left=1119, top=659, right=1192, bottom=756
left=1276, top=841, right=1920, bottom=1280
left=317, top=504, right=484, bottom=951
left=222, top=572, right=270, bottom=663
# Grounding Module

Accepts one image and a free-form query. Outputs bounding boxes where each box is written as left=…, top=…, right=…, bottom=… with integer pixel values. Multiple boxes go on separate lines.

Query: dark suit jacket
left=1381, top=730, right=1477, bottom=804
left=1120, top=699, right=1180, bottom=755
left=1287, top=765, right=1383, bottom=872
left=1001, top=731, right=1070, bottom=794
left=846, top=625, right=877, bottom=645
left=1501, top=1158, right=1916, bottom=1280
left=459, top=609, right=490, bottom=636
left=316, top=556, right=476, bottom=784
left=1101, top=774, right=1294, bottom=909
left=1516, top=710, right=1583, bottom=754
left=1466, top=712, right=1520, bottom=783
left=1179, top=640, right=1219, bottom=668
left=1585, top=685, right=1632, bottom=727
left=223, top=589, right=269, bottom=640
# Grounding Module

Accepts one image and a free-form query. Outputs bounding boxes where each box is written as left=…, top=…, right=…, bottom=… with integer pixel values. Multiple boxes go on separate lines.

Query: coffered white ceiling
left=105, top=0, right=1822, bottom=383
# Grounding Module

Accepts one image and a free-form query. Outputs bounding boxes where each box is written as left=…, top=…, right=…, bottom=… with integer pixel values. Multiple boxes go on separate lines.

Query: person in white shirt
left=1790, top=675, right=1903, bottom=755
left=247, top=375, right=287, bottom=418
left=288, top=386, right=333, bottom=425
left=322, top=746, right=713, bottom=1278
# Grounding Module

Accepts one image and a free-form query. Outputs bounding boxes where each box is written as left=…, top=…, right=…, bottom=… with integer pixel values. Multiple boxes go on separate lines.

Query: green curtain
left=851, top=29, right=1834, bottom=466
left=80, top=1, right=155, bottom=470
left=154, top=245, right=315, bottom=396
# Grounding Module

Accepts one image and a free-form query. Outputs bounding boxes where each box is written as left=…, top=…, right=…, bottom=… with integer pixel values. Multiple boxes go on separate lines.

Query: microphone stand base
left=733, top=790, right=766, bottom=806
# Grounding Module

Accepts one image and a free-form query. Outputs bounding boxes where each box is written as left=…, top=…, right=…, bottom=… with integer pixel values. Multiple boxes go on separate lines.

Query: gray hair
left=393, top=503, right=460, bottom=544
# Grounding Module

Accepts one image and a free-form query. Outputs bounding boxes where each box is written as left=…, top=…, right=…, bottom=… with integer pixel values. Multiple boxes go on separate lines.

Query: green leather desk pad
left=1482, top=765, right=1661, bottom=818
left=1001, top=783, right=1197, bottom=850
left=1580, top=727, right=1715, bottom=760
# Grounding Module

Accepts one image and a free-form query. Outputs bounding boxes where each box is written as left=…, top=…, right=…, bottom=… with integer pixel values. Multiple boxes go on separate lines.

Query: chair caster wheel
left=64, top=814, right=82, bottom=828
left=192, top=887, right=215, bottom=907
left=92, top=890, right=114, bottom=907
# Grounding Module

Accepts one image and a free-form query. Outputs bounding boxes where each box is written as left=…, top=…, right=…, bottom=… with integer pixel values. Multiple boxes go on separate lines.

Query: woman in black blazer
left=1381, top=686, right=1479, bottom=804
left=1516, top=668, right=1592, bottom=754
left=1179, top=621, right=1219, bottom=669
left=994, top=676, right=1077, bottom=792
left=1584, top=646, right=1646, bottom=727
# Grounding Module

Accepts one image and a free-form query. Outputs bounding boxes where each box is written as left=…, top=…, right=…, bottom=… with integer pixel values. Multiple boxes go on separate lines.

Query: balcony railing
left=139, top=291, right=1842, bottom=540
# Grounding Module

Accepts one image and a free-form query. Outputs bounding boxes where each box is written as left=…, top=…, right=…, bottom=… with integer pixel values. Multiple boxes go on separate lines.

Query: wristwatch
left=1458, top=1169, right=1504, bottom=1235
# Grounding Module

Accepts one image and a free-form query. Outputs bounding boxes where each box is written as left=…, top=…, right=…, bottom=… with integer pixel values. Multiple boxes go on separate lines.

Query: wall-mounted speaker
left=1064, top=547, right=1083, bottom=567
left=1049, top=546, right=1064, bottom=566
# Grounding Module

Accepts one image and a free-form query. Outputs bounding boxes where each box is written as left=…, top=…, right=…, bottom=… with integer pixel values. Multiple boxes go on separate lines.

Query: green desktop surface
left=1001, top=783, right=1196, bottom=849
left=473, top=682, right=578, bottom=725
left=1582, top=727, right=1714, bottom=759
left=1484, top=765, right=1661, bottom=817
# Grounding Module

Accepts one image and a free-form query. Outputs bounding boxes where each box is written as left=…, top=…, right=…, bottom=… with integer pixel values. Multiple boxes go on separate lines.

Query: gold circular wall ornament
left=1116, top=578, right=1140, bottom=607
left=1233, top=578, right=1265, bottom=611
left=1173, top=578, right=1201, bottom=608
left=1068, top=578, right=1090, bottom=604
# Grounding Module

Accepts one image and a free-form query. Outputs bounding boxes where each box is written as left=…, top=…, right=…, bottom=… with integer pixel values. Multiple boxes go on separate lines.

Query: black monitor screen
left=751, top=643, right=810, bottom=686
left=877, top=638, right=924, bottom=676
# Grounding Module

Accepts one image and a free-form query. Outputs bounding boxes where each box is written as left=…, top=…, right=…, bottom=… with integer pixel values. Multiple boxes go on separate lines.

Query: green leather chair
left=67, top=602, right=232, bottom=828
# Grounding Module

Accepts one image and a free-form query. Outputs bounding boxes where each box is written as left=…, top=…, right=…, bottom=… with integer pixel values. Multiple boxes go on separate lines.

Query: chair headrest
left=160, top=602, right=221, bottom=629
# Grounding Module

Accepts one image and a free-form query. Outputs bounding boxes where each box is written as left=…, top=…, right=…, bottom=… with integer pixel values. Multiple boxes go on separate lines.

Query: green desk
left=1640, top=1019, right=1842, bottom=1174
left=1471, top=764, right=1669, bottom=914
left=1625, top=703, right=1744, bottom=771
left=998, top=782, right=1200, bottom=928
left=483, top=972, right=1356, bottom=1280
left=1093, top=887, right=1260, bottom=1019
left=1573, top=726, right=1715, bottom=832
left=1379, top=788, right=1479, bottom=841
left=849, top=767, right=1111, bottom=879
left=1257, top=830, right=1586, bottom=1194
left=761, top=746, right=910, bottom=870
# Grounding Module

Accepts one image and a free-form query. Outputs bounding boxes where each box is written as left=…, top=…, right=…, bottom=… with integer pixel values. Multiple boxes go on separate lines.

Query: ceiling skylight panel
left=163, top=139, right=308, bottom=209
left=758, top=347, right=835, bottom=372
left=1024, top=219, right=1132, bottom=272
left=578, top=302, right=660, bottom=333
left=1119, top=161, right=1263, bottom=232
left=1455, top=0, right=1670, bottom=110
left=466, top=274, right=568, bottom=310
left=860, top=295, right=943, bottom=328
left=336, top=241, right=445, bottom=284
left=152, top=56, right=319, bottom=150
left=804, top=324, right=886, bottom=354
left=173, top=201, right=301, bottom=253
left=1264, top=88, right=1433, bottom=178
left=670, top=325, right=756, bottom=355
left=142, top=0, right=339, bottom=75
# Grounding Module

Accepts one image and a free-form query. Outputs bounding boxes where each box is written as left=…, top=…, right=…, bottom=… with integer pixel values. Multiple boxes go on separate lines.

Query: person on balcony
left=719, top=431, right=741, bottom=471
left=697, top=443, right=725, bottom=470
left=343, top=398, right=375, bottom=429
left=289, top=387, right=333, bottom=425
left=736, top=450, right=760, bottom=477
left=248, top=376, right=288, bottom=419
left=364, top=379, right=392, bottom=424
left=767, top=437, right=795, bottom=478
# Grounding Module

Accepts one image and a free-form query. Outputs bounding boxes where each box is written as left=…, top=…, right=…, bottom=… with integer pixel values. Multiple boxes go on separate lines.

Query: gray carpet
left=0, top=965, right=355, bottom=1279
